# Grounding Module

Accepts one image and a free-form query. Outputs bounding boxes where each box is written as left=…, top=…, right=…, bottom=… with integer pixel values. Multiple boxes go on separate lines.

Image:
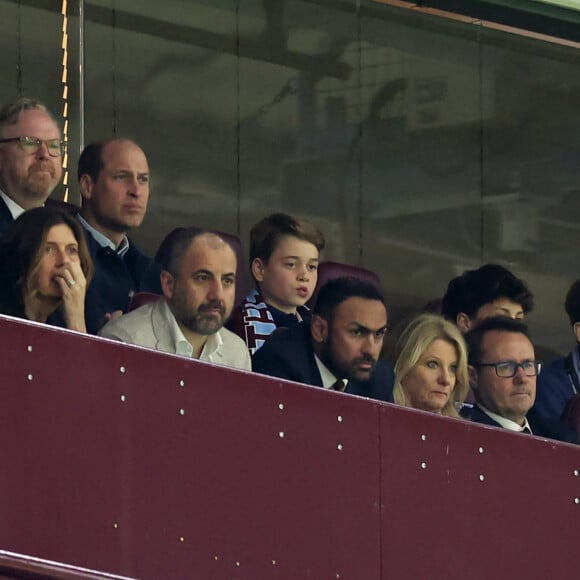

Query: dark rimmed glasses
left=0, top=135, right=67, bottom=157
left=473, top=360, right=542, bottom=378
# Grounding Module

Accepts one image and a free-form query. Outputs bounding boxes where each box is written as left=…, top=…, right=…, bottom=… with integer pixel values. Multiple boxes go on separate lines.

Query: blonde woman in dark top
left=393, top=314, right=469, bottom=418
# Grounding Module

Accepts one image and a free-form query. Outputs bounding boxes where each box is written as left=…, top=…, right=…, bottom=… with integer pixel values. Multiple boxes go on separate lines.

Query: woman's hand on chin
left=55, top=261, right=88, bottom=332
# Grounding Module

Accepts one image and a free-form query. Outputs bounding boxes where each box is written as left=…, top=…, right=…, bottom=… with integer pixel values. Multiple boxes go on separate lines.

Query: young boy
left=232, top=213, right=325, bottom=354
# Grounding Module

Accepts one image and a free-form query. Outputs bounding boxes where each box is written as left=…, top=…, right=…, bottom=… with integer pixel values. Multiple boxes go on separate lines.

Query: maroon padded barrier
left=380, top=406, right=580, bottom=579
left=0, top=314, right=579, bottom=579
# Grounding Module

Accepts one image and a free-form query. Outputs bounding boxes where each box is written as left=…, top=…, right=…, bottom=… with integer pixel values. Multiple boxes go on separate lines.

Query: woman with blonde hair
left=393, top=313, right=469, bottom=418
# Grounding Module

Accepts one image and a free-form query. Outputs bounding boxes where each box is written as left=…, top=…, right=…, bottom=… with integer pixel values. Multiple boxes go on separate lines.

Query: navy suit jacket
left=533, top=353, right=577, bottom=422
left=0, top=196, right=14, bottom=237
left=82, top=225, right=162, bottom=334
left=460, top=403, right=577, bottom=444
left=252, top=323, right=395, bottom=403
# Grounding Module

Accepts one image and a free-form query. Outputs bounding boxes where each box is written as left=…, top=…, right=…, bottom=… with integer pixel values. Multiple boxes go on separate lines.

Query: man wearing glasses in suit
left=0, top=98, right=64, bottom=235
left=462, top=316, right=577, bottom=443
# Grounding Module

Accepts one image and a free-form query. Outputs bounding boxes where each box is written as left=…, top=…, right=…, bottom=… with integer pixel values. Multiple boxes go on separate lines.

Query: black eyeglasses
left=473, top=360, right=542, bottom=378
left=0, top=136, right=66, bottom=157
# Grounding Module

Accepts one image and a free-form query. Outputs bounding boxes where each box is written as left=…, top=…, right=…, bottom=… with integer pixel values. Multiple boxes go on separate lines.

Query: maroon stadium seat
left=561, top=393, right=580, bottom=434
left=308, top=260, right=382, bottom=310
left=127, top=291, right=162, bottom=312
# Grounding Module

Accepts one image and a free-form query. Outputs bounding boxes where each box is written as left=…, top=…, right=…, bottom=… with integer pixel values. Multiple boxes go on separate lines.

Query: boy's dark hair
left=441, top=264, right=533, bottom=322
left=465, top=315, right=532, bottom=365
left=314, top=276, right=384, bottom=321
left=565, top=279, right=580, bottom=326
left=250, top=213, right=325, bottom=267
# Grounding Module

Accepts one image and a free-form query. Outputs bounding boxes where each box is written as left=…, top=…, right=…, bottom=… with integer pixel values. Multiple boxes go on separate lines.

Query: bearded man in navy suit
left=253, top=276, right=394, bottom=402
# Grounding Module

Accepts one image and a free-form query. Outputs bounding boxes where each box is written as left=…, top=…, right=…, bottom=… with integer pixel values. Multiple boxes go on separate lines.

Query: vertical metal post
left=78, top=0, right=85, bottom=153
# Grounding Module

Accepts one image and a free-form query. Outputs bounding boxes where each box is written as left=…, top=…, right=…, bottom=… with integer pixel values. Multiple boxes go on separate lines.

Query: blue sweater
left=83, top=228, right=162, bottom=334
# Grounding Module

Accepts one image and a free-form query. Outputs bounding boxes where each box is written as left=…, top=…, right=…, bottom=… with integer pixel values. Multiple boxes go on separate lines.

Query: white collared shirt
left=479, top=404, right=533, bottom=434
left=0, top=189, right=27, bottom=220
left=314, top=354, right=347, bottom=391
left=163, top=300, right=223, bottom=362
left=78, top=214, right=129, bottom=257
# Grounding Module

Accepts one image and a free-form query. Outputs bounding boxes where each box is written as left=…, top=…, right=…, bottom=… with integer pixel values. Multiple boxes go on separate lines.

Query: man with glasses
left=0, top=98, right=64, bottom=235
left=461, top=316, right=577, bottom=443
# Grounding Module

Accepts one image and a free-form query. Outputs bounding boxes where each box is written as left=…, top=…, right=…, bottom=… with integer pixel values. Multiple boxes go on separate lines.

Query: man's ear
left=456, top=312, right=471, bottom=333
left=79, top=174, right=95, bottom=201
left=468, top=365, right=478, bottom=390
left=573, top=322, right=580, bottom=344
left=311, top=314, right=328, bottom=344
left=160, top=271, right=175, bottom=300
left=251, top=258, right=266, bottom=283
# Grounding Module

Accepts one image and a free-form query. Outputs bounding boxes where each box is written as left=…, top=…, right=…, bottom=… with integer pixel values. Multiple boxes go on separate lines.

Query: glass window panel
left=238, top=0, right=361, bottom=267
left=84, top=0, right=238, bottom=253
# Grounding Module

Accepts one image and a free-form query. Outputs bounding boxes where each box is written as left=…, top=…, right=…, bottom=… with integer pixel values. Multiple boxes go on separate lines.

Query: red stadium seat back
left=308, top=260, right=382, bottom=310
left=561, top=393, right=580, bottom=433
left=128, top=292, right=162, bottom=312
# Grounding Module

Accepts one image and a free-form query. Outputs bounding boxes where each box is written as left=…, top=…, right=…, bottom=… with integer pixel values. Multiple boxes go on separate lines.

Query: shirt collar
left=78, top=214, right=130, bottom=257
left=478, top=404, right=533, bottom=434
left=163, top=300, right=223, bottom=360
left=314, top=354, right=347, bottom=391
left=0, top=189, right=30, bottom=220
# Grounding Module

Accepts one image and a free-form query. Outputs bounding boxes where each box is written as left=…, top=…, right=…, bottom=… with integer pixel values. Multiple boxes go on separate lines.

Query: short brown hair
left=250, top=213, right=325, bottom=268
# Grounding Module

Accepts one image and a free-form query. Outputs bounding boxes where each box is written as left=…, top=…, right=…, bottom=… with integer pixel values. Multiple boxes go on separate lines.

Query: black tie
left=522, top=427, right=532, bottom=434
left=332, top=379, right=344, bottom=392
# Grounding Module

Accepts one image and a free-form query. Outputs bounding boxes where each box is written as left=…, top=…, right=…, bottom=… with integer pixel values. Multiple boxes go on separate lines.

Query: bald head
left=156, top=227, right=235, bottom=274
